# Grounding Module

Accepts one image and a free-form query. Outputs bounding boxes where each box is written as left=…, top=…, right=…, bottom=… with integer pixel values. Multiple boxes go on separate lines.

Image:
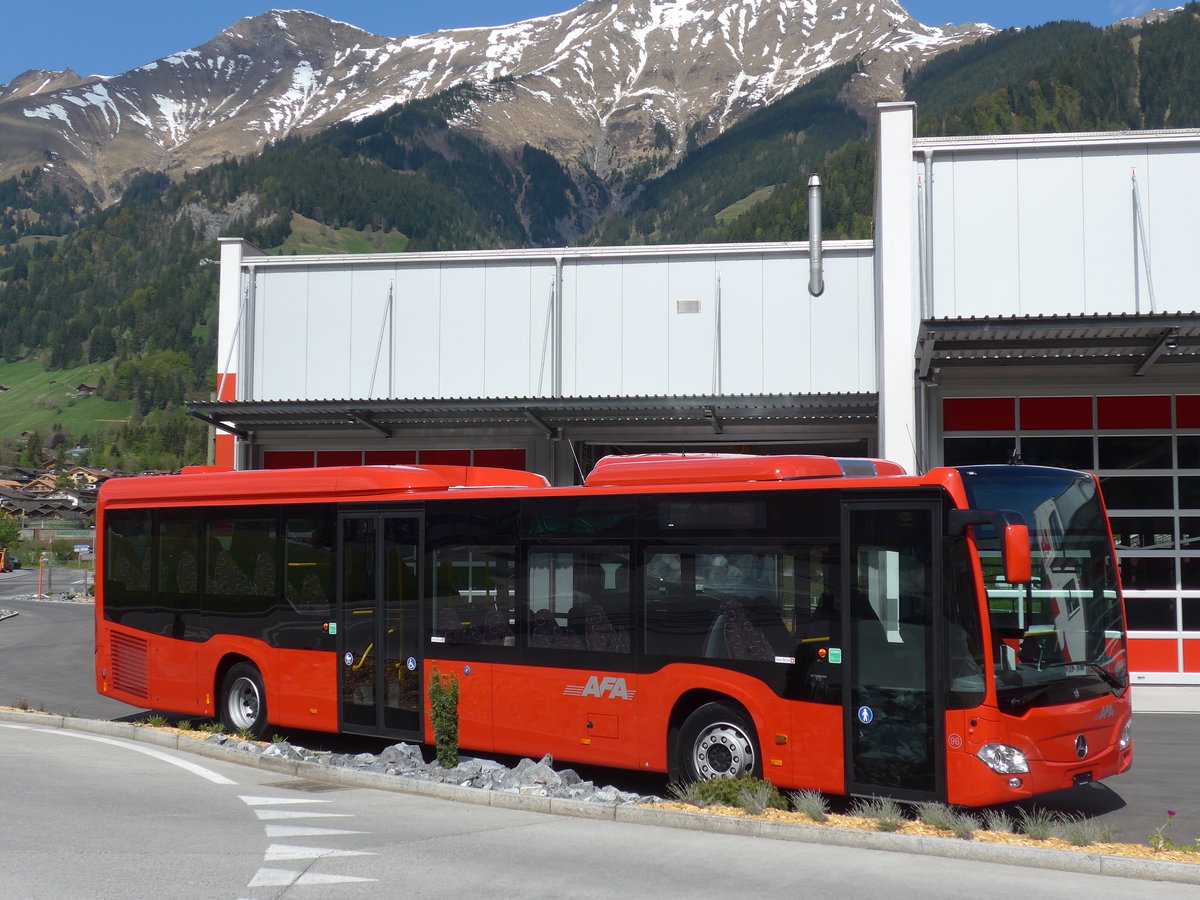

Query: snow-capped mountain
left=0, top=1, right=993, bottom=203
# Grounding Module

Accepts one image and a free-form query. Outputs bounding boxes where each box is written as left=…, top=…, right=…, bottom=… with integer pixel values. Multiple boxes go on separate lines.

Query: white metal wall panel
left=813, top=252, right=875, bottom=393
left=564, top=260, right=625, bottom=396
left=617, top=259, right=670, bottom=395
left=243, top=244, right=876, bottom=403
left=1016, top=150, right=1086, bottom=315
left=252, top=269, right=310, bottom=401
left=761, top=256, right=808, bottom=393
left=480, top=262, right=544, bottom=397
left=935, top=154, right=1021, bottom=317
left=1146, top=146, right=1200, bottom=313
left=666, top=257, right=719, bottom=395
left=1079, top=148, right=1143, bottom=315
left=716, top=257, right=765, bottom=395
left=307, top=267, right=359, bottom=399
left=438, top=266, right=488, bottom=397
left=394, top=265, right=443, bottom=398
left=925, top=137, right=1200, bottom=319
left=346, top=266, right=398, bottom=400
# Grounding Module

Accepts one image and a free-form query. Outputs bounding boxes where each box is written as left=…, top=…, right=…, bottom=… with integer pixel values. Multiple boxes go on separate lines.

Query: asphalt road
left=2, top=593, right=1198, bottom=849
left=4, top=721, right=1200, bottom=900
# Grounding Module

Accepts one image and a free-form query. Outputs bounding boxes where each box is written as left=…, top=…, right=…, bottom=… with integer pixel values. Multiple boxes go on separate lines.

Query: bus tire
left=676, top=701, right=760, bottom=782
left=220, top=662, right=269, bottom=739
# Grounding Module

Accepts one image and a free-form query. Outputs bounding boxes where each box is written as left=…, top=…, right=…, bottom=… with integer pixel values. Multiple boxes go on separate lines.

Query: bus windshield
left=957, top=466, right=1128, bottom=714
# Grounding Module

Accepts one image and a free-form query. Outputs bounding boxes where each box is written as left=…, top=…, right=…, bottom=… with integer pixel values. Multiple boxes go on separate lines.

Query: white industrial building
left=195, top=103, right=1200, bottom=701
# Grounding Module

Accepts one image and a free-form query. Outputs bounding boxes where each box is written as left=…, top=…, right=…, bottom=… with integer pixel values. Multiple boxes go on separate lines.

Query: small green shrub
left=1147, top=809, right=1182, bottom=851
left=669, top=776, right=784, bottom=812
left=788, top=789, right=829, bottom=823
left=851, top=796, right=906, bottom=832
left=176, top=720, right=192, bottom=732
left=199, top=721, right=225, bottom=735
left=144, top=714, right=168, bottom=727
left=234, top=725, right=255, bottom=742
left=270, top=733, right=286, bottom=744
left=428, top=665, right=460, bottom=768
left=16, top=698, right=28, bottom=711
left=1016, top=807, right=1056, bottom=840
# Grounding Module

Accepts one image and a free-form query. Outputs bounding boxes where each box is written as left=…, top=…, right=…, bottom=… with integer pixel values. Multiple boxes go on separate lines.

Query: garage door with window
left=941, top=394, right=1200, bottom=683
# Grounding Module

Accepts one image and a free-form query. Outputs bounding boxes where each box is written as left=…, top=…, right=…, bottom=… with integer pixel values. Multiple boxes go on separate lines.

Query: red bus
left=94, top=454, right=1132, bottom=806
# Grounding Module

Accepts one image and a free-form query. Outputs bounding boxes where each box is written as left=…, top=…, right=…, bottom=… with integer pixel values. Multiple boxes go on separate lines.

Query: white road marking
left=248, top=868, right=376, bottom=887
left=264, top=824, right=366, bottom=837
left=239, top=795, right=330, bottom=806
left=0, top=722, right=236, bottom=784
left=264, top=843, right=376, bottom=861
left=254, top=809, right=351, bottom=820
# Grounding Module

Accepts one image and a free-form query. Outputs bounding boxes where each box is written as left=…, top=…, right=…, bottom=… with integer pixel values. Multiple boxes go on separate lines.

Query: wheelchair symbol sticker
left=343, top=652, right=354, bottom=666
left=857, top=706, right=873, bottom=725
left=406, top=657, right=417, bottom=671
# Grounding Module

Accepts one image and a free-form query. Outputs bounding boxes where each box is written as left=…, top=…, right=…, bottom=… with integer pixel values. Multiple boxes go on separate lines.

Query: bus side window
left=528, top=548, right=631, bottom=653
left=284, top=512, right=334, bottom=614
left=431, top=545, right=516, bottom=647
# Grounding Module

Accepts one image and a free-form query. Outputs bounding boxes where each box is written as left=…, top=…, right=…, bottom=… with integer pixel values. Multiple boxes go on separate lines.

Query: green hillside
left=269, top=213, right=410, bottom=256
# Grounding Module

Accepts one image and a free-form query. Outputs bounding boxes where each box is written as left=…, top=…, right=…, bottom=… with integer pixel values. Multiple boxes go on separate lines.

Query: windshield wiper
left=1041, top=659, right=1127, bottom=693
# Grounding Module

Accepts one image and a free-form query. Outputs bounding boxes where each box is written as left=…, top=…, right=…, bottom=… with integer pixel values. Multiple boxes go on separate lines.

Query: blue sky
left=0, top=1, right=1169, bottom=86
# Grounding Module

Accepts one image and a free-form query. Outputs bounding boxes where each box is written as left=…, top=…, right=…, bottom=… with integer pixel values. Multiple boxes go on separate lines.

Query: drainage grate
left=263, top=779, right=353, bottom=793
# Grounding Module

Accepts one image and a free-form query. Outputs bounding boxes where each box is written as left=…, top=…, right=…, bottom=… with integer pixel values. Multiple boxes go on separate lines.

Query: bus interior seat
left=530, top=607, right=581, bottom=650
left=253, top=552, right=274, bottom=596
left=577, top=603, right=630, bottom=653
left=705, top=596, right=775, bottom=660
left=482, top=608, right=513, bottom=645
left=176, top=550, right=198, bottom=594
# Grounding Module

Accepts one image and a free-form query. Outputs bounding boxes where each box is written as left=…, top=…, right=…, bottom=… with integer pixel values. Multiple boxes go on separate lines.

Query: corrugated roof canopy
left=918, top=313, right=1200, bottom=378
left=187, top=394, right=878, bottom=439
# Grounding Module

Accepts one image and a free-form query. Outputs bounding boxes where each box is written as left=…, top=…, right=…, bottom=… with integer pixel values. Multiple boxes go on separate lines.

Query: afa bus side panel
left=635, top=663, right=802, bottom=783
left=193, top=637, right=340, bottom=733
left=490, top=662, right=641, bottom=769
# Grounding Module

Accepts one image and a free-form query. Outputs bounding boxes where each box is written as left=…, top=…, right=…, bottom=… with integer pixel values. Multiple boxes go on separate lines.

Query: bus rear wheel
left=221, top=662, right=269, bottom=739
left=676, top=701, right=760, bottom=782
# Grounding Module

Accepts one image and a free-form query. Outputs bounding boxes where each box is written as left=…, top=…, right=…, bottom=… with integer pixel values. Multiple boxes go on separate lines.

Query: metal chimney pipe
left=808, top=173, right=825, bottom=297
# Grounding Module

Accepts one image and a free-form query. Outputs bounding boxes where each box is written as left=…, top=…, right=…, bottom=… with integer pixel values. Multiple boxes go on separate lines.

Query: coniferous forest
left=3, top=6, right=1200, bottom=471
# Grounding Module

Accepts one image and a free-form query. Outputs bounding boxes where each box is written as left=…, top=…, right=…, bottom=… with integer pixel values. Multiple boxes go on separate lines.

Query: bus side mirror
left=1003, top=524, right=1032, bottom=585
left=949, top=508, right=1032, bottom=585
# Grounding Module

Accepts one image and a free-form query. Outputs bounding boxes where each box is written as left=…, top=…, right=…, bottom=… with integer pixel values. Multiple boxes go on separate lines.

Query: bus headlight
left=1119, top=721, right=1132, bottom=751
left=977, top=743, right=1029, bottom=774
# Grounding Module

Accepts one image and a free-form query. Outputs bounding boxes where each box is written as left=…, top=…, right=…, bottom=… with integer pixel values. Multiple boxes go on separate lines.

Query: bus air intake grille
left=111, top=632, right=150, bottom=699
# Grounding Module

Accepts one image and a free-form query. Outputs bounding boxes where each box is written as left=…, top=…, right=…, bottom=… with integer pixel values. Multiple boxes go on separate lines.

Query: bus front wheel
left=676, top=701, right=760, bottom=782
left=221, top=662, right=269, bottom=739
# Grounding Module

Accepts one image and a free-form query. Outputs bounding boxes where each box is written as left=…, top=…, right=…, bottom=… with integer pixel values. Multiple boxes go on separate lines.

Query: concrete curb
left=3, top=708, right=1198, bottom=886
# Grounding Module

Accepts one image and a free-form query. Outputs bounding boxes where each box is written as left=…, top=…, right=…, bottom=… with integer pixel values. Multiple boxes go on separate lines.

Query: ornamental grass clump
left=735, top=778, right=787, bottom=815
left=1054, top=814, right=1114, bottom=847
left=915, top=802, right=980, bottom=840
left=851, top=796, right=906, bottom=832
left=788, top=789, right=830, bottom=823
left=1016, top=807, right=1056, bottom=840
left=981, top=809, right=1015, bottom=834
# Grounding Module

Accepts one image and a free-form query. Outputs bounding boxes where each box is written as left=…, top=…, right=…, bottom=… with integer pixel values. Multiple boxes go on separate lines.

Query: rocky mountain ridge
left=0, top=1, right=994, bottom=204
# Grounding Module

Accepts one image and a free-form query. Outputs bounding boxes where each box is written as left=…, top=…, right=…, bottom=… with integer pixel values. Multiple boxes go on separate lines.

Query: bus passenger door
left=842, top=502, right=944, bottom=802
left=338, top=514, right=423, bottom=738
